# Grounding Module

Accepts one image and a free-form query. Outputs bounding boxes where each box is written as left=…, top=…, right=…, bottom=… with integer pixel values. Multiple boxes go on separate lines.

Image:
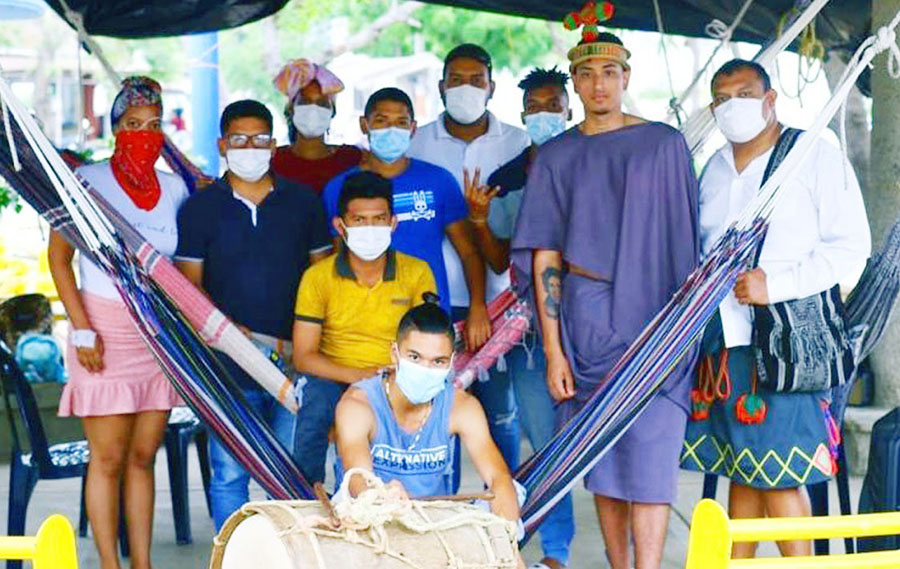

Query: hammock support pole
left=868, top=0, right=900, bottom=409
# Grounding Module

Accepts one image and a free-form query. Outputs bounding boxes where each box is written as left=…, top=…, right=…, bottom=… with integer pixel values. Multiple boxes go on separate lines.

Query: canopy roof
left=45, top=0, right=868, bottom=53
left=44, top=0, right=288, bottom=39
left=420, top=0, right=868, bottom=52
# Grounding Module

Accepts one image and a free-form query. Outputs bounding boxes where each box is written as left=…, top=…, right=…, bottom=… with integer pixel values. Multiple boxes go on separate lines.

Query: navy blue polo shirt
left=175, top=175, right=331, bottom=342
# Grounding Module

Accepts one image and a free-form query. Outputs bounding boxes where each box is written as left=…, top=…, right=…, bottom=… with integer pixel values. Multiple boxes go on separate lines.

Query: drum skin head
left=222, top=515, right=293, bottom=569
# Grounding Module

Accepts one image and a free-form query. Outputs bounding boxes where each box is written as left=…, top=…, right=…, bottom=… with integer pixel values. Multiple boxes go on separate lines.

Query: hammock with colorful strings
left=0, top=76, right=314, bottom=500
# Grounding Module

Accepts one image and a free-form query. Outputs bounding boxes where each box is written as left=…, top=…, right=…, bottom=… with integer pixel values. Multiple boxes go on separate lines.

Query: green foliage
left=274, top=0, right=556, bottom=70
left=0, top=184, right=22, bottom=216
left=214, top=0, right=558, bottom=109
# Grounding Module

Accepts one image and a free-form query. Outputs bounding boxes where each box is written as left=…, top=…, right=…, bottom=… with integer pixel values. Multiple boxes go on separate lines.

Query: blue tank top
left=336, top=375, right=456, bottom=498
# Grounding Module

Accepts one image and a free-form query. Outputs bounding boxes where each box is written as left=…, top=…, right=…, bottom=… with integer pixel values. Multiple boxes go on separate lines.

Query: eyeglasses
left=226, top=133, right=273, bottom=148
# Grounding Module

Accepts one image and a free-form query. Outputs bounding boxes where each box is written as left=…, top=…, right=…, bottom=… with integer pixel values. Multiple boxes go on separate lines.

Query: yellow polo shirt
left=294, top=248, right=437, bottom=369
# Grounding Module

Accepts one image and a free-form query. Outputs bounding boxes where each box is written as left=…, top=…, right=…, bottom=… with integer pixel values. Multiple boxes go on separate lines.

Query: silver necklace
left=384, top=378, right=432, bottom=451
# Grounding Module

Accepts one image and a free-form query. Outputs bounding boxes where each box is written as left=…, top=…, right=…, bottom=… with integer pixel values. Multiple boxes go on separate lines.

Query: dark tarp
left=45, top=0, right=872, bottom=90
left=44, top=0, right=288, bottom=39
left=418, top=0, right=869, bottom=52
left=46, top=0, right=869, bottom=50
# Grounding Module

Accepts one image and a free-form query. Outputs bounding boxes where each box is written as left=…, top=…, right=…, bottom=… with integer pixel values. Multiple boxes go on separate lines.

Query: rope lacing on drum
left=233, top=469, right=520, bottom=569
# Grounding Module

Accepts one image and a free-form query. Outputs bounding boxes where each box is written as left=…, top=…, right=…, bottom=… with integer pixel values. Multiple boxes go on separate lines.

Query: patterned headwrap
left=110, top=76, right=163, bottom=127
left=564, top=2, right=631, bottom=71
left=272, top=59, right=344, bottom=104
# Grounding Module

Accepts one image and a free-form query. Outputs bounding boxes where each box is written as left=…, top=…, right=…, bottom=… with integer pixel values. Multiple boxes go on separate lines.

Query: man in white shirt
left=408, top=43, right=530, bottom=477
left=681, top=59, right=870, bottom=560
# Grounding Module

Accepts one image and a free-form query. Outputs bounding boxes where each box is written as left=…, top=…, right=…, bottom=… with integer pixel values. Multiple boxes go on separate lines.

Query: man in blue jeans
left=175, top=99, right=332, bottom=529
left=464, top=68, right=576, bottom=569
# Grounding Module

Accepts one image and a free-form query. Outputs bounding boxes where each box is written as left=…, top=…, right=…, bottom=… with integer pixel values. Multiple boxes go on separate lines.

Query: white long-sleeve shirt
left=699, top=132, right=871, bottom=348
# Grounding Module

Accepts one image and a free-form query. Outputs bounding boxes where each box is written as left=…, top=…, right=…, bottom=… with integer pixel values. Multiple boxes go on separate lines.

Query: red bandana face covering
left=110, top=130, right=165, bottom=211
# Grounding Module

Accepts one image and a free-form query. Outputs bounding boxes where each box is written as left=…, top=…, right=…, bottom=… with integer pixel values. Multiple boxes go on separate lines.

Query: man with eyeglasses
left=174, top=99, right=332, bottom=529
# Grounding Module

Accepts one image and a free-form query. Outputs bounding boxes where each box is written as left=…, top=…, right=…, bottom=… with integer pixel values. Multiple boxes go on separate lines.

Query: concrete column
left=867, top=0, right=900, bottom=407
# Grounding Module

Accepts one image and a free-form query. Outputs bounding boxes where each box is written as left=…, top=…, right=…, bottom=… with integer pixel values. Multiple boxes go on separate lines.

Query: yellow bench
left=0, top=515, right=79, bottom=568
left=686, top=499, right=900, bottom=569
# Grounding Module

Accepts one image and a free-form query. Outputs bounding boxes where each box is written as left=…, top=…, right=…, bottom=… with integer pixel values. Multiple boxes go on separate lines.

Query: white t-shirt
left=76, top=162, right=189, bottom=300
left=408, top=112, right=530, bottom=306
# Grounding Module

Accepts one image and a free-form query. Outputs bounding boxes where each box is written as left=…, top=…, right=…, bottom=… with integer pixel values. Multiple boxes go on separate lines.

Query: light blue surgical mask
left=393, top=351, right=451, bottom=405
left=524, top=112, right=567, bottom=146
left=368, top=127, right=411, bottom=164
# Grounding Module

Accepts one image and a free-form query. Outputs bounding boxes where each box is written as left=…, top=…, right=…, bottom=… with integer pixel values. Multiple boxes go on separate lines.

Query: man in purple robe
left=511, top=25, right=699, bottom=569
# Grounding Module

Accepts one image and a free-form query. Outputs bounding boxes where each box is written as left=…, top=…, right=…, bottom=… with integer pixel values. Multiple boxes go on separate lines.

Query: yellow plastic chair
left=0, top=514, right=78, bottom=569
left=686, top=498, right=900, bottom=569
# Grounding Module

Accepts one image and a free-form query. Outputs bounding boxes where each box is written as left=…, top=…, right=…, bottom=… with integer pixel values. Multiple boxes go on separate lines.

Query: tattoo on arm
left=541, top=267, right=562, bottom=320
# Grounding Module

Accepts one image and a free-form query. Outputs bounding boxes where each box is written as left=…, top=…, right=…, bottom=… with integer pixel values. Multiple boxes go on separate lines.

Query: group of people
left=47, top=11, right=870, bottom=569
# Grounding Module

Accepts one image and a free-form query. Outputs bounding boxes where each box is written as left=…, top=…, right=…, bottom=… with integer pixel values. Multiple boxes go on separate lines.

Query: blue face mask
left=524, top=112, right=567, bottom=146
left=368, top=127, right=411, bottom=164
left=394, top=352, right=451, bottom=405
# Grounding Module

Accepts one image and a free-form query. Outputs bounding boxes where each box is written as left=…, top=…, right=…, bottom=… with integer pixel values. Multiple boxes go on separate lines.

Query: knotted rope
left=212, top=469, right=518, bottom=569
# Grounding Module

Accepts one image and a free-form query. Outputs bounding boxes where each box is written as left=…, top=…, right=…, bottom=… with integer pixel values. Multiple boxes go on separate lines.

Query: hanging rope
left=669, top=0, right=756, bottom=121
left=651, top=0, right=682, bottom=124
left=680, top=0, right=829, bottom=154
left=774, top=8, right=826, bottom=102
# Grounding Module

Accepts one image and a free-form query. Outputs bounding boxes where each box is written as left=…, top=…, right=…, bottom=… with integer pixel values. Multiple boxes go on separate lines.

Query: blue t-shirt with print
left=322, top=159, right=467, bottom=313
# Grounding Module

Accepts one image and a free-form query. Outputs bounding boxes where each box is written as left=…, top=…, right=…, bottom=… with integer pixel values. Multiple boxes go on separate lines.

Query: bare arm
left=48, top=230, right=104, bottom=372
left=49, top=231, right=90, bottom=329
left=450, top=390, right=519, bottom=522
left=175, top=259, right=204, bottom=290
left=533, top=249, right=575, bottom=400
left=469, top=220, right=510, bottom=274
left=291, top=320, right=377, bottom=384
left=446, top=221, right=491, bottom=350
left=334, top=389, right=377, bottom=497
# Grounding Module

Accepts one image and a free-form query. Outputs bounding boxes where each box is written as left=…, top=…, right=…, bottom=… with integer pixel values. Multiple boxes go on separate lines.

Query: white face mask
left=524, top=112, right=567, bottom=146
left=344, top=225, right=392, bottom=261
left=713, top=97, right=769, bottom=144
left=292, top=104, right=332, bottom=138
left=226, top=148, right=271, bottom=183
left=393, top=347, right=452, bottom=405
left=444, top=84, right=488, bottom=125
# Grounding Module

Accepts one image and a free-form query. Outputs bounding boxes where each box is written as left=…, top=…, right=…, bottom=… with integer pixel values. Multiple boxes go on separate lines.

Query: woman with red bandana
left=48, top=76, right=187, bottom=569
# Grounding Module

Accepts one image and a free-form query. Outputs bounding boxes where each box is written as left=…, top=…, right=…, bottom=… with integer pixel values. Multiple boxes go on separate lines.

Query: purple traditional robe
left=511, top=122, right=699, bottom=502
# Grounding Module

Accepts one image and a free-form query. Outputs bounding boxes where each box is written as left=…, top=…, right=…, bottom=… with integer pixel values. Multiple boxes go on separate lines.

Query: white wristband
left=71, top=329, right=97, bottom=349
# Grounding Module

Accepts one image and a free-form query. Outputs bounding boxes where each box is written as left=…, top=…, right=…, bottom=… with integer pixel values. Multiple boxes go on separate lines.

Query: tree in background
left=218, top=0, right=558, bottom=108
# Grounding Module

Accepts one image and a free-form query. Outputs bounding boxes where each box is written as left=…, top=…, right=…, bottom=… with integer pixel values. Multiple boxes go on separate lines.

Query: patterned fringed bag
left=751, top=128, right=854, bottom=392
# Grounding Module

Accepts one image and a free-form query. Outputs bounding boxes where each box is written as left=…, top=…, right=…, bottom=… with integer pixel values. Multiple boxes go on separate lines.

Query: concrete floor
left=0, top=442, right=864, bottom=569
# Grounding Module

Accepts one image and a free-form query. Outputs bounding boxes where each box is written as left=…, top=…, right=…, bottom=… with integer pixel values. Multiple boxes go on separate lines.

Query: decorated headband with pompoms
left=564, top=1, right=631, bottom=71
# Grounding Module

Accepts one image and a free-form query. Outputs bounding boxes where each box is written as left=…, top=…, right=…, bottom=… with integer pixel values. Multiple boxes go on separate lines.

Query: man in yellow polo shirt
left=292, top=170, right=437, bottom=483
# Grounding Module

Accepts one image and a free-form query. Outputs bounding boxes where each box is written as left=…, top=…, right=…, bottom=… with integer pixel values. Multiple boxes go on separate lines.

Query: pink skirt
left=58, top=291, right=182, bottom=417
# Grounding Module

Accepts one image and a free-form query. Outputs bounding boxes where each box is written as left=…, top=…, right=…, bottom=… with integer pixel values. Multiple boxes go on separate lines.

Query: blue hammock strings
left=517, top=220, right=769, bottom=532
left=0, top=92, right=314, bottom=500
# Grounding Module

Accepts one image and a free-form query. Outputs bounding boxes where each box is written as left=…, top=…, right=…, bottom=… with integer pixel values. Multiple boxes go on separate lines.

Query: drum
left=209, top=471, right=520, bottom=569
